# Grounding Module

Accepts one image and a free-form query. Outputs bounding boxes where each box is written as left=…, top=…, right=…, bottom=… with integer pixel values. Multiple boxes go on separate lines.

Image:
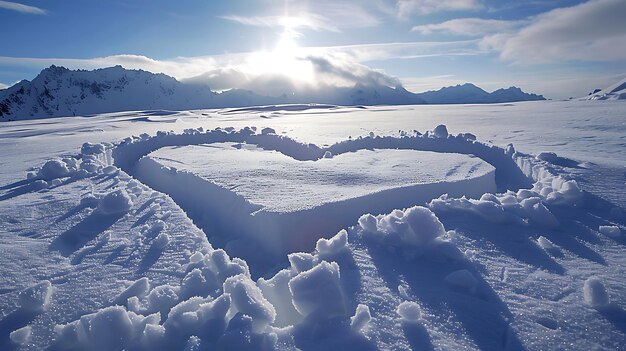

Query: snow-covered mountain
left=0, top=66, right=544, bottom=121
left=418, top=83, right=545, bottom=104
left=585, top=77, right=626, bottom=100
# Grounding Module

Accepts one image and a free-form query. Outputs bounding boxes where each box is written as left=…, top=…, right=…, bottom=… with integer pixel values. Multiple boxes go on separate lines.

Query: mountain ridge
left=0, top=66, right=546, bottom=121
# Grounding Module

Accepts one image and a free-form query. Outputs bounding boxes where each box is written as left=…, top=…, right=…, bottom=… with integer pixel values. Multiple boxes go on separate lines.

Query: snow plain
left=0, top=100, right=625, bottom=350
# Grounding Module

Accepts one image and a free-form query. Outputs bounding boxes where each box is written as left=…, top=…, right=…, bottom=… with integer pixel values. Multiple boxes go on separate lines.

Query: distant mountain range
left=585, top=78, right=626, bottom=101
left=0, top=65, right=545, bottom=121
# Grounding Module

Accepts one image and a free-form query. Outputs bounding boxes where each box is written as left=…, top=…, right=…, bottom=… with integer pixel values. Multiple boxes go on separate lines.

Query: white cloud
left=221, top=14, right=340, bottom=32
left=396, top=0, right=482, bottom=17
left=0, top=0, right=46, bottom=15
left=483, top=0, right=626, bottom=64
left=0, top=40, right=482, bottom=96
left=412, top=18, right=524, bottom=36
left=0, top=82, right=8, bottom=89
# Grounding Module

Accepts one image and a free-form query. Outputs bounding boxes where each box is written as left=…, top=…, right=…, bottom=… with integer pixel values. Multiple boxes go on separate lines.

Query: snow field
left=2, top=121, right=624, bottom=350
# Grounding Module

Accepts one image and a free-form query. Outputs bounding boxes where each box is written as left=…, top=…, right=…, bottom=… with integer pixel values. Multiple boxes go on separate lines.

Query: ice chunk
left=323, top=151, right=333, bottom=158
left=19, top=280, right=53, bottom=312
left=583, top=277, right=610, bottom=309
left=396, top=301, right=421, bottom=322
left=288, top=261, right=346, bottom=319
left=223, top=274, right=276, bottom=333
left=350, top=304, right=371, bottom=332
left=98, top=189, right=133, bottom=215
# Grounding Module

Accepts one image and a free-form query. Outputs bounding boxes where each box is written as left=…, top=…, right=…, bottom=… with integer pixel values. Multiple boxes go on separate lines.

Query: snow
left=583, top=277, right=611, bottom=309
left=599, top=225, right=621, bottom=238
left=396, top=301, right=422, bottom=322
left=0, top=100, right=625, bottom=350
left=97, top=189, right=133, bottom=215
left=18, top=281, right=53, bottom=312
left=288, top=261, right=346, bottom=319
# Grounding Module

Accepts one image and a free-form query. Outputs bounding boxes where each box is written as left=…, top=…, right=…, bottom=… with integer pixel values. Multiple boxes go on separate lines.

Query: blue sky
left=1, top=0, right=625, bottom=98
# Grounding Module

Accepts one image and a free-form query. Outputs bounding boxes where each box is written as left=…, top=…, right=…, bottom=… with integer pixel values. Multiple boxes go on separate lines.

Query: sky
left=0, top=0, right=625, bottom=99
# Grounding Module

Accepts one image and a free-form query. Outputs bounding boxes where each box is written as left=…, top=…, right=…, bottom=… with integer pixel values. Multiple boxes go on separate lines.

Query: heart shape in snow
left=134, top=141, right=496, bottom=272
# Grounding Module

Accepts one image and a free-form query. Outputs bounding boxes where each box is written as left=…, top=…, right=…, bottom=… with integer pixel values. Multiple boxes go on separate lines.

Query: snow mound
left=9, top=326, right=32, bottom=346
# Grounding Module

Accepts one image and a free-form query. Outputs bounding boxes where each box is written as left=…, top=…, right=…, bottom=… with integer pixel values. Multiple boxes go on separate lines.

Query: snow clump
left=599, top=225, right=621, bottom=238
left=19, top=280, right=53, bottom=312
left=97, top=189, right=133, bottom=215
left=583, top=277, right=610, bottom=309
left=396, top=301, right=421, bottom=322
left=358, top=206, right=445, bottom=248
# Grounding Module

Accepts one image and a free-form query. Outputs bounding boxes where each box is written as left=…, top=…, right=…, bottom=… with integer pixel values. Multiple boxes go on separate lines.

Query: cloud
left=0, top=1, right=46, bottom=15
left=221, top=14, right=340, bottom=32
left=0, top=82, right=8, bottom=89
left=483, top=0, right=626, bottom=64
left=412, top=18, right=524, bottom=36
left=396, top=0, right=482, bottom=16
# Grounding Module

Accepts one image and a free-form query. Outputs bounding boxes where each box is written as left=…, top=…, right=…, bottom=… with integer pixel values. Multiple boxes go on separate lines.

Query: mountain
left=417, top=83, right=545, bottom=104
left=585, top=78, right=626, bottom=100
left=0, top=65, right=221, bottom=120
left=0, top=66, right=545, bottom=121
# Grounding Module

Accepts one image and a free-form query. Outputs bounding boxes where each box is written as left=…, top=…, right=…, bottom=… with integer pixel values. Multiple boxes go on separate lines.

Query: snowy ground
left=0, top=100, right=625, bottom=350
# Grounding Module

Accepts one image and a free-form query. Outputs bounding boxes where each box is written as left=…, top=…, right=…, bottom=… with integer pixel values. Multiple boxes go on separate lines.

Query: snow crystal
left=97, top=189, right=133, bottom=215
left=396, top=301, right=421, bottom=322
left=599, top=225, right=621, bottom=238
left=583, top=277, right=610, bottom=309
left=288, top=261, right=346, bottom=319
left=350, top=304, right=371, bottom=332
left=19, top=280, right=53, bottom=312
left=10, top=325, right=32, bottom=346
left=223, top=274, right=276, bottom=333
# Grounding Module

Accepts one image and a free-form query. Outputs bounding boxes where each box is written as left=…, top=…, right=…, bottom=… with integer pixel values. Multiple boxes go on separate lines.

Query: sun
left=246, top=17, right=315, bottom=89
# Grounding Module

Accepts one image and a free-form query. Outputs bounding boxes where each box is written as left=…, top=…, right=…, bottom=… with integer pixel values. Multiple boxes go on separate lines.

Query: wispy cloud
left=412, top=18, right=525, bottom=36
left=0, top=82, right=9, bottom=89
left=221, top=14, right=340, bottom=32
left=396, top=0, right=482, bottom=17
left=0, top=1, right=46, bottom=15
left=482, top=0, right=626, bottom=64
